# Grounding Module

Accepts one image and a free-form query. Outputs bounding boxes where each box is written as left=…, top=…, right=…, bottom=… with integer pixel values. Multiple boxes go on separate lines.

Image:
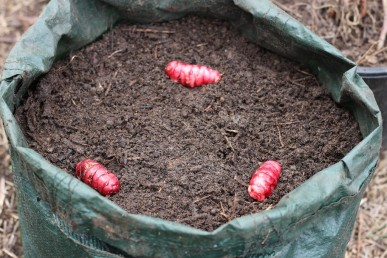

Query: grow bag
left=0, top=0, right=382, bottom=257
left=358, top=66, right=387, bottom=150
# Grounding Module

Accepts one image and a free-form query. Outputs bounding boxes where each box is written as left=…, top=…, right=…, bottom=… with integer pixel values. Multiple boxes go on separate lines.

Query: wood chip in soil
left=15, top=16, right=363, bottom=231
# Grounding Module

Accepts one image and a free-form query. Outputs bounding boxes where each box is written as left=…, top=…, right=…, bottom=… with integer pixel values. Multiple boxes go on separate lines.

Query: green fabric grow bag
left=0, top=0, right=382, bottom=257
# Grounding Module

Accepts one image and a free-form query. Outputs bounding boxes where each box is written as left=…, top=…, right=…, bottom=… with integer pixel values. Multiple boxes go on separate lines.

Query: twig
left=345, top=5, right=360, bottom=26
left=105, top=71, right=118, bottom=96
left=193, top=195, right=211, bottom=204
left=272, top=1, right=308, bottom=19
left=70, top=55, right=79, bottom=63
left=2, top=249, right=18, bottom=258
left=128, top=79, right=138, bottom=87
left=154, top=45, right=158, bottom=60
left=108, top=49, right=125, bottom=59
left=359, top=0, right=367, bottom=18
left=234, top=175, right=249, bottom=187
left=219, top=202, right=230, bottom=221
left=222, top=131, right=235, bottom=152
left=0, top=36, right=16, bottom=43
left=262, top=121, right=301, bottom=126
left=0, top=177, right=5, bottom=214
left=356, top=41, right=378, bottom=64
left=356, top=212, right=363, bottom=258
left=225, top=129, right=239, bottom=134
left=231, top=193, right=238, bottom=219
left=204, top=104, right=213, bottom=112
left=378, top=0, right=387, bottom=50
left=366, top=223, right=387, bottom=239
left=296, top=68, right=313, bottom=76
left=369, top=46, right=387, bottom=57
left=275, top=120, right=284, bottom=147
left=290, top=81, right=306, bottom=88
left=126, top=28, right=176, bottom=34
left=293, top=77, right=313, bottom=82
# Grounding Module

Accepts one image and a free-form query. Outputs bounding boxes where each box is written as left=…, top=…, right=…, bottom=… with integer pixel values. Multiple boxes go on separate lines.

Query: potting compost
left=15, top=16, right=362, bottom=231
left=0, top=0, right=382, bottom=257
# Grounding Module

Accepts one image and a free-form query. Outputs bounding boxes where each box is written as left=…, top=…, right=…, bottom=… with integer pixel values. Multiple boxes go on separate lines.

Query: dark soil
left=15, top=16, right=363, bottom=231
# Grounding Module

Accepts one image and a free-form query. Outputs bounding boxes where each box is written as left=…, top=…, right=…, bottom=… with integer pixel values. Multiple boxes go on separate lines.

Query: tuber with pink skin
left=248, top=160, right=282, bottom=202
left=165, top=61, right=221, bottom=88
left=76, top=159, right=120, bottom=196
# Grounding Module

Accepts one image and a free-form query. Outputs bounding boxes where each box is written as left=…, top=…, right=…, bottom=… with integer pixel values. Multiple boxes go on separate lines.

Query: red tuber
left=76, top=159, right=120, bottom=196
left=165, top=60, right=221, bottom=88
left=248, top=160, right=282, bottom=202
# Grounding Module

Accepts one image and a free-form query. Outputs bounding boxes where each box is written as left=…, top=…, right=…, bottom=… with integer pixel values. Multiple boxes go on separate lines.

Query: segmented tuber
left=248, top=160, right=282, bottom=201
left=76, top=159, right=120, bottom=196
left=165, top=61, right=221, bottom=88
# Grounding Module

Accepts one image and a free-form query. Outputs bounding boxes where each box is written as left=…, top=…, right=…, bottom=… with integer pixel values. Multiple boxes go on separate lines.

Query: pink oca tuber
left=248, top=160, right=282, bottom=202
left=165, top=60, right=221, bottom=88
left=76, top=159, right=120, bottom=196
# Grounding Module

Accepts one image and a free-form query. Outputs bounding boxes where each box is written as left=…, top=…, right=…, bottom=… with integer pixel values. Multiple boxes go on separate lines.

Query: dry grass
left=0, top=140, right=20, bottom=258
left=274, top=0, right=387, bottom=66
left=0, top=0, right=45, bottom=72
left=0, top=1, right=386, bottom=257
left=346, top=154, right=387, bottom=258
left=0, top=1, right=47, bottom=257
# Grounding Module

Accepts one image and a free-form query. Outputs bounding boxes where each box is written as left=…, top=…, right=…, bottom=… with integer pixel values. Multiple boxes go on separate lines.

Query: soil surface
left=15, top=16, right=363, bottom=231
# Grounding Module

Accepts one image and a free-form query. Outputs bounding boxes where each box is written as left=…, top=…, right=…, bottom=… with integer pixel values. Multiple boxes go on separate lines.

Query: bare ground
left=0, top=0, right=386, bottom=257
